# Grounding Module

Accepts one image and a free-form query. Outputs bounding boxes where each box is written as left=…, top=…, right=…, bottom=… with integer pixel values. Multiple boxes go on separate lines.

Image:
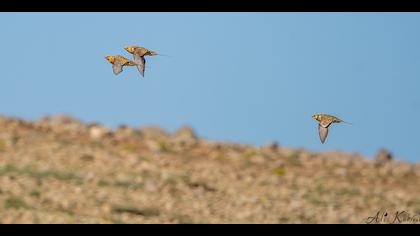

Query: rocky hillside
left=0, top=115, right=419, bottom=224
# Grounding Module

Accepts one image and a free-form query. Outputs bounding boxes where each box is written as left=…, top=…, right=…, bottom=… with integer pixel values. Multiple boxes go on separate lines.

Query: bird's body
left=125, top=46, right=159, bottom=77
left=105, top=55, right=137, bottom=75
left=312, top=114, right=351, bottom=144
left=126, top=46, right=158, bottom=57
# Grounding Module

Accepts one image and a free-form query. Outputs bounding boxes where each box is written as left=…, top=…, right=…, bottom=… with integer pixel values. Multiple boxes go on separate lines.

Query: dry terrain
left=0, top=115, right=419, bottom=224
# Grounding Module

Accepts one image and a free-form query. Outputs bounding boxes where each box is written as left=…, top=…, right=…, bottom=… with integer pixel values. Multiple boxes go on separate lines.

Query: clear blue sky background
left=1, top=13, right=419, bottom=162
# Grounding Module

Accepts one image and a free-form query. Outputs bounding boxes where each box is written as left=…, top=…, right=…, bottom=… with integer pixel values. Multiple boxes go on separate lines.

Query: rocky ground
left=0, top=115, right=419, bottom=224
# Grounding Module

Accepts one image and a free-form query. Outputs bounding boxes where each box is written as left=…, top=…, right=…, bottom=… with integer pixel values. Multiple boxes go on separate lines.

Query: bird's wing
left=112, top=62, right=123, bottom=75
left=134, top=48, right=147, bottom=57
left=318, top=124, right=329, bottom=144
left=320, top=119, right=332, bottom=128
left=133, top=54, right=146, bottom=77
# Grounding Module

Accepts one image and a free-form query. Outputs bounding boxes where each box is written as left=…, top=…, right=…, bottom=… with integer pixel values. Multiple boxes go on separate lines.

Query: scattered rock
left=113, top=125, right=141, bottom=142
left=374, top=148, right=393, bottom=165
left=140, top=126, right=169, bottom=140
left=171, top=126, right=198, bottom=147
left=88, top=124, right=112, bottom=140
left=35, top=115, right=86, bottom=135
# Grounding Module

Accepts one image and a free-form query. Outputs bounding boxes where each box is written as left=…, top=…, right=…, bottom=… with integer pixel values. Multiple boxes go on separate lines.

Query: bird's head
left=312, top=114, right=320, bottom=121
left=125, top=46, right=136, bottom=54
left=105, top=56, right=115, bottom=63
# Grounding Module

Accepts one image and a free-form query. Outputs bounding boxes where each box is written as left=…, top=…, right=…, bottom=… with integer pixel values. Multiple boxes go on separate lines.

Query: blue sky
left=0, top=13, right=419, bottom=162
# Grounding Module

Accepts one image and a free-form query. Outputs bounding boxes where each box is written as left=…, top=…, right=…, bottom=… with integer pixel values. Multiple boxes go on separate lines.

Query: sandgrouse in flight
left=124, top=46, right=159, bottom=77
left=105, top=55, right=137, bottom=75
left=312, top=114, right=351, bottom=144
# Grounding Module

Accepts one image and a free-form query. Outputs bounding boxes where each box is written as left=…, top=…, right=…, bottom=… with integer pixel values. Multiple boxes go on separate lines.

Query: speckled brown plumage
left=105, top=55, right=137, bottom=75
left=312, top=114, right=351, bottom=144
left=125, top=46, right=158, bottom=77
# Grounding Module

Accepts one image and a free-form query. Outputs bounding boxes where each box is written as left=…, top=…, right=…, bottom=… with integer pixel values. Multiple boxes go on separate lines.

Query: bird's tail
left=158, top=53, right=171, bottom=58
left=341, top=120, right=352, bottom=125
left=153, top=50, right=171, bottom=58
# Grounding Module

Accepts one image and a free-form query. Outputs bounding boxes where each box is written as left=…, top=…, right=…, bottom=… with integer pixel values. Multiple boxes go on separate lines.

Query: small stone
left=89, top=124, right=112, bottom=140
left=264, top=142, right=280, bottom=152
left=171, top=126, right=198, bottom=147
left=374, top=149, right=393, bottom=165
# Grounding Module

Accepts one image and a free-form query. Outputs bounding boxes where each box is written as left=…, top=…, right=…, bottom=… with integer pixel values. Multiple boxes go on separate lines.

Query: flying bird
left=312, top=114, right=351, bottom=144
left=105, top=55, right=137, bottom=75
left=124, top=46, right=159, bottom=77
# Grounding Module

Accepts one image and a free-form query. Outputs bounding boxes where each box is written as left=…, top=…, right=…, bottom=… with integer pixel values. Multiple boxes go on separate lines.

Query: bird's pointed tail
left=152, top=50, right=171, bottom=58
left=341, top=120, right=352, bottom=125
